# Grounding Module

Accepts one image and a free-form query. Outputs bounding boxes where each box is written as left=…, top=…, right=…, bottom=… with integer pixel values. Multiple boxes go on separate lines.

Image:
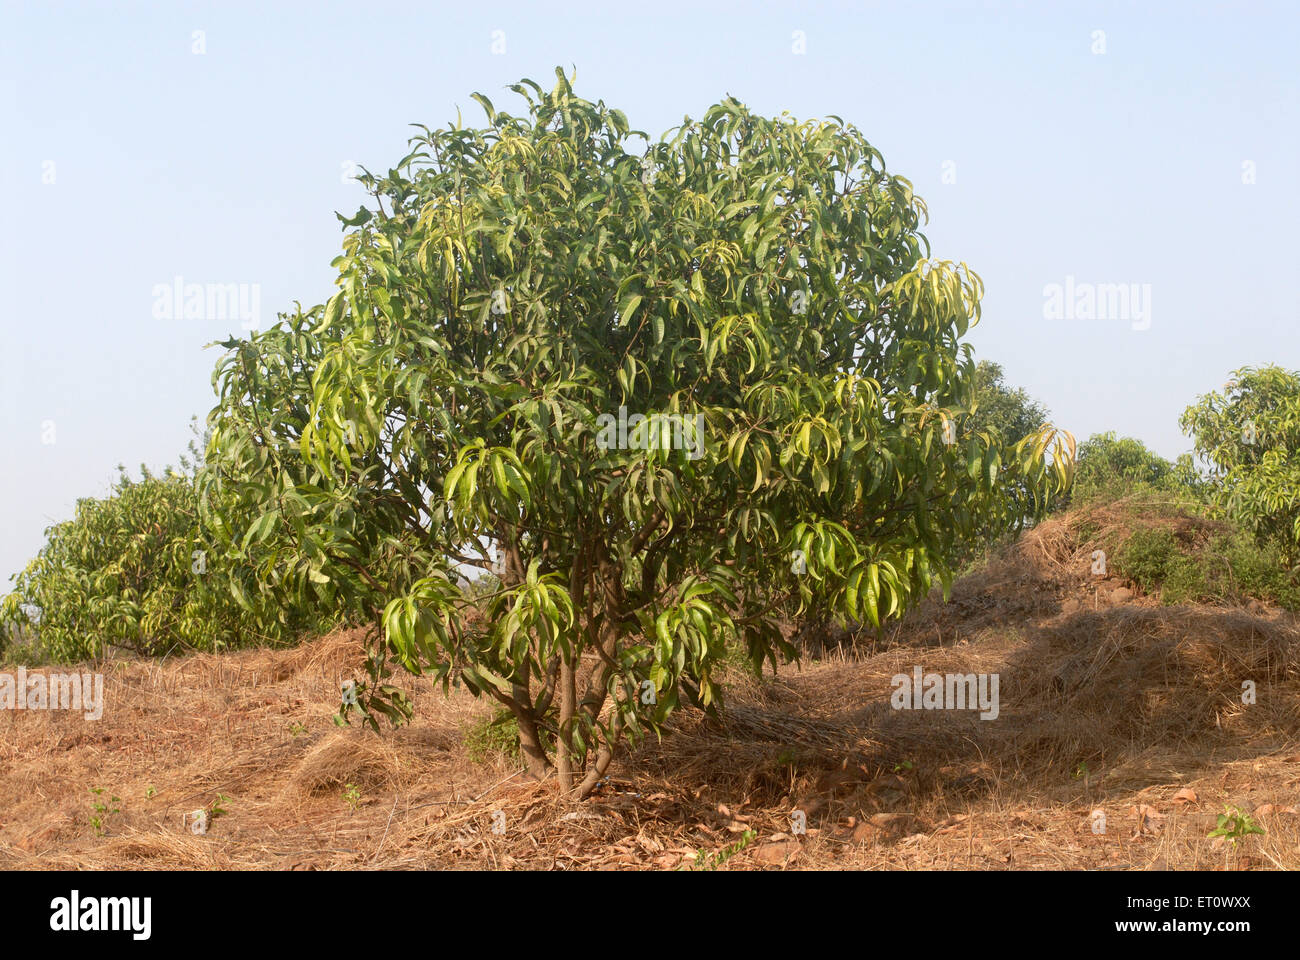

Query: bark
left=514, top=710, right=553, bottom=781
left=492, top=686, right=553, bottom=781
left=574, top=705, right=624, bottom=799
left=556, top=656, right=577, bottom=792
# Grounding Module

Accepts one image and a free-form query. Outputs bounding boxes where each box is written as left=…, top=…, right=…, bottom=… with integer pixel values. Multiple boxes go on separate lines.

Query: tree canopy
left=202, top=69, right=1073, bottom=796
left=1182, top=364, right=1300, bottom=567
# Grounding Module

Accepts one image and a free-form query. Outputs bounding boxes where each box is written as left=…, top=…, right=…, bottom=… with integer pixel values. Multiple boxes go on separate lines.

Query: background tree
left=1, top=424, right=340, bottom=661
left=948, top=360, right=1060, bottom=561
left=1061, top=431, right=1200, bottom=507
left=969, top=360, right=1050, bottom=446
left=204, top=70, right=1073, bottom=797
left=1182, top=364, right=1300, bottom=567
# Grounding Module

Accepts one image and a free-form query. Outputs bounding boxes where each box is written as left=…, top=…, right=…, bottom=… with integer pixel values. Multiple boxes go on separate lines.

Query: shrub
left=1110, top=514, right=1300, bottom=610
left=1115, top=527, right=1177, bottom=594
left=463, top=710, right=523, bottom=765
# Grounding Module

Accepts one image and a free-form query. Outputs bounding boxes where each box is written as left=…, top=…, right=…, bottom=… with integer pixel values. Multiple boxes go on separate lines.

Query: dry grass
left=2, top=509, right=1298, bottom=870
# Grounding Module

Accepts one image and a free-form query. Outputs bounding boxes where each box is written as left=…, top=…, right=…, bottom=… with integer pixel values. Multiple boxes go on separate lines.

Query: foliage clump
left=1, top=428, right=346, bottom=662
left=1063, top=431, right=1202, bottom=508
left=1182, top=364, right=1300, bottom=568
left=463, top=709, right=524, bottom=765
left=1088, top=494, right=1300, bottom=610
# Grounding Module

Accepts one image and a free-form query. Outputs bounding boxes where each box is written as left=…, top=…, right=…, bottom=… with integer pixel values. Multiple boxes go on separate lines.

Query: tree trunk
left=574, top=705, right=623, bottom=799
left=556, top=656, right=577, bottom=792
left=513, top=704, right=553, bottom=781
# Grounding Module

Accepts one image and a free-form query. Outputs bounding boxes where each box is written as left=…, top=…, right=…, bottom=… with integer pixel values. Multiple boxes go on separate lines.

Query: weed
left=463, top=710, right=522, bottom=765
left=88, top=787, right=121, bottom=836
left=686, top=829, right=757, bottom=871
left=1207, top=806, right=1265, bottom=845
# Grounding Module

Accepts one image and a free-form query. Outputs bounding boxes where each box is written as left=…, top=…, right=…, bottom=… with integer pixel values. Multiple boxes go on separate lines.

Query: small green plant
left=88, top=787, right=121, bottom=836
left=342, top=783, right=362, bottom=811
left=893, top=759, right=914, bottom=774
left=288, top=721, right=306, bottom=737
left=1160, top=554, right=1207, bottom=605
left=464, top=710, right=523, bottom=765
left=144, top=786, right=156, bottom=800
left=722, top=638, right=764, bottom=678
left=1116, top=527, right=1177, bottom=593
left=208, top=794, right=231, bottom=822
left=1072, top=761, right=1089, bottom=780
left=1207, top=806, right=1265, bottom=845
left=686, top=829, right=758, bottom=871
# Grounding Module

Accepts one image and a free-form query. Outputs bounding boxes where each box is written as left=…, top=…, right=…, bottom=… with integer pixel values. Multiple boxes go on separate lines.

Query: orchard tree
left=969, top=360, right=1050, bottom=446
left=0, top=427, right=341, bottom=661
left=1062, top=431, right=1201, bottom=507
left=203, top=70, right=1073, bottom=796
left=1182, top=365, right=1300, bottom=567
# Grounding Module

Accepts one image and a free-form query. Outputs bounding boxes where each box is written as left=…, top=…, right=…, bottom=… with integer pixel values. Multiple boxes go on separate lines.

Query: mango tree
left=0, top=431, right=340, bottom=661
left=1182, top=364, right=1300, bottom=567
left=203, top=70, right=1073, bottom=797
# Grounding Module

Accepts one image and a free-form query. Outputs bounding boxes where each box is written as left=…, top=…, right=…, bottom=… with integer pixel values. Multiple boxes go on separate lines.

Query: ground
left=2, top=511, right=1297, bottom=870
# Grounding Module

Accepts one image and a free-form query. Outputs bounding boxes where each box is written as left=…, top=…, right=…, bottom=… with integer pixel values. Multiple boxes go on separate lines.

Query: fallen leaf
left=1255, top=803, right=1298, bottom=816
left=869, top=812, right=910, bottom=831
left=936, top=813, right=971, bottom=835
left=1130, top=804, right=1165, bottom=837
left=751, top=840, right=801, bottom=865
left=1172, top=787, right=1198, bottom=805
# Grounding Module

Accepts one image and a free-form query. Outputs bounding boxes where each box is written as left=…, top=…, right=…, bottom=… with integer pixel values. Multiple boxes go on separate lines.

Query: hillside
left=2, top=502, right=1297, bottom=870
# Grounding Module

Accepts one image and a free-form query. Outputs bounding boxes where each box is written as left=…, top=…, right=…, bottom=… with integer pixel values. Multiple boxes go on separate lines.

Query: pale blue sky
left=2, top=0, right=1297, bottom=585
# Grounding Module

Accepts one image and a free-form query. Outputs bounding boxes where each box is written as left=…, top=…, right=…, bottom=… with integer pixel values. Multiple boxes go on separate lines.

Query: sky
left=1, top=0, right=1297, bottom=586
